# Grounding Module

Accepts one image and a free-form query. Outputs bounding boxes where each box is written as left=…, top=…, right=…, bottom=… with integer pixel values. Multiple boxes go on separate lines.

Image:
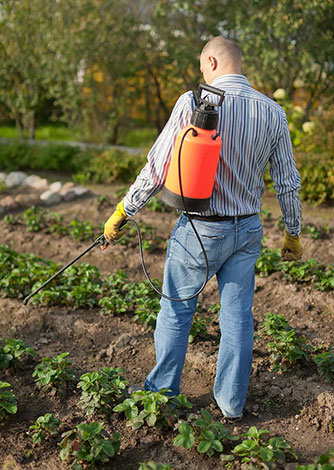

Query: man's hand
left=281, top=229, right=303, bottom=261
left=104, top=200, right=127, bottom=243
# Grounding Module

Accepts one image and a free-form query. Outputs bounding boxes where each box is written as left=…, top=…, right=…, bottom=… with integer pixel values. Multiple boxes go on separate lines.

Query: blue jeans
left=144, top=213, right=263, bottom=418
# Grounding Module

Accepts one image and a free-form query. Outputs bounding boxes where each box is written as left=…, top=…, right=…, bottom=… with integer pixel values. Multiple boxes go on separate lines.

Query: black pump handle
left=198, top=83, right=225, bottom=107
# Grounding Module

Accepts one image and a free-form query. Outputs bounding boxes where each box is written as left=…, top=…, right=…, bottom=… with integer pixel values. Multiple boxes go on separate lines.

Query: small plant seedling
left=174, top=408, right=238, bottom=456
left=29, top=413, right=60, bottom=444
left=189, top=314, right=211, bottom=343
left=260, top=208, right=272, bottom=221
left=138, top=461, right=172, bottom=470
left=0, top=381, right=17, bottom=419
left=59, top=421, right=121, bottom=469
left=313, top=351, right=334, bottom=383
left=99, top=296, right=129, bottom=315
left=260, top=313, right=313, bottom=372
left=113, top=389, right=192, bottom=430
left=68, top=220, right=94, bottom=241
left=32, top=352, right=76, bottom=395
left=232, top=426, right=297, bottom=468
left=208, top=303, right=221, bottom=315
left=78, top=367, right=128, bottom=416
left=296, top=449, right=334, bottom=469
left=145, top=195, right=170, bottom=212
left=0, top=338, right=36, bottom=370
left=303, top=223, right=320, bottom=239
left=22, top=206, right=48, bottom=232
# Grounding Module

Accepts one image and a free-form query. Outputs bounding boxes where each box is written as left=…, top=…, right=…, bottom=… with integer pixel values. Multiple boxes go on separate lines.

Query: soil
left=0, top=178, right=333, bottom=470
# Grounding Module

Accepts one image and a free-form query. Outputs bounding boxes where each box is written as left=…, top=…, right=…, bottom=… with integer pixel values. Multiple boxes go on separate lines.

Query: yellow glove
left=104, top=200, right=127, bottom=243
left=281, top=229, right=303, bottom=261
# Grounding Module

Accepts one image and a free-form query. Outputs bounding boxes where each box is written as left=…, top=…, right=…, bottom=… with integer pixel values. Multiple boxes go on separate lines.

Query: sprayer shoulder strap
left=192, top=90, right=200, bottom=107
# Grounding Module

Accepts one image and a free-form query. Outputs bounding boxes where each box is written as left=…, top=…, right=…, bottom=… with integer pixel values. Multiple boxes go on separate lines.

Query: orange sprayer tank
left=161, top=83, right=225, bottom=212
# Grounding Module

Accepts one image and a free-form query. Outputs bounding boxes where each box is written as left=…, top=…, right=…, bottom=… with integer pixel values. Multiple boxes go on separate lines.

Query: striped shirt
left=124, top=74, right=302, bottom=236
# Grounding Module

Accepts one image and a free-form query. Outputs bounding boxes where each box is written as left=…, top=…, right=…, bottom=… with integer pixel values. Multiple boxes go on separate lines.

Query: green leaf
left=197, top=440, right=211, bottom=453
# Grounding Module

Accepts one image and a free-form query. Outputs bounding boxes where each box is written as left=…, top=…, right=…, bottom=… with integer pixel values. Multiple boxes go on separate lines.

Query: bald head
left=200, top=36, right=242, bottom=84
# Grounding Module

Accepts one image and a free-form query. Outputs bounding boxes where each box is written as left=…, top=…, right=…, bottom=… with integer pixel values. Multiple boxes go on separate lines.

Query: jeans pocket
left=185, top=230, right=224, bottom=270
left=242, top=225, right=263, bottom=255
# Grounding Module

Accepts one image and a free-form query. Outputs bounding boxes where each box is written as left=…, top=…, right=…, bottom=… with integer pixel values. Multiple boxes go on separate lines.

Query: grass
left=0, top=125, right=157, bottom=148
left=0, top=125, right=82, bottom=142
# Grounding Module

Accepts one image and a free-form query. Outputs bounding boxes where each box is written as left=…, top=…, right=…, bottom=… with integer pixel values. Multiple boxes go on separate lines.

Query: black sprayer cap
left=191, top=83, right=225, bottom=130
left=191, top=106, right=218, bottom=130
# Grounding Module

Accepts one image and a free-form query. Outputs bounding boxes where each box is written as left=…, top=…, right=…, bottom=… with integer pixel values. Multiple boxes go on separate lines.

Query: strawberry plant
left=303, top=223, right=320, bottom=239
left=189, top=314, right=211, bottom=343
left=146, top=195, right=171, bottom=212
left=255, top=247, right=334, bottom=292
left=0, top=338, right=36, bottom=370
left=255, top=248, right=282, bottom=275
left=59, top=421, right=121, bottom=469
left=296, top=449, right=334, bottom=469
left=134, top=297, right=159, bottom=327
left=77, top=367, right=128, bottom=416
left=29, top=413, right=60, bottom=444
left=138, top=462, right=172, bottom=470
left=261, top=313, right=313, bottom=372
left=174, top=408, right=238, bottom=456
left=32, top=352, right=76, bottom=395
left=0, top=381, right=17, bottom=419
left=113, top=389, right=192, bottom=430
left=208, top=303, right=221, bottom=315
left=313, top=351, right=334, bottom=383
left=22, top=206, right=48, bottom=232
left=232, top=426, right=297, bottom=469
left=34, top=263, right=102, bottom=307
left=68, top=220, right=94, bottom=241
left=98, top=295, right=129, bottom=315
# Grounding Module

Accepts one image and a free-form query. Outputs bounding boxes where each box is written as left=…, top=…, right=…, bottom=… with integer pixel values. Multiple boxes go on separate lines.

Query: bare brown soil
left=0, top=179, right=333, bottom=469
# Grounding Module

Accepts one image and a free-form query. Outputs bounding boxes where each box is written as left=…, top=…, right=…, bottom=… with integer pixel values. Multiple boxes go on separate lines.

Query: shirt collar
left=211, top=74, right=251, bottom=87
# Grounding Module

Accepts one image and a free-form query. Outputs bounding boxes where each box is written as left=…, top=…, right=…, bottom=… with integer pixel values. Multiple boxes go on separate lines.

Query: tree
left=0, top=0, right=50, bottom=138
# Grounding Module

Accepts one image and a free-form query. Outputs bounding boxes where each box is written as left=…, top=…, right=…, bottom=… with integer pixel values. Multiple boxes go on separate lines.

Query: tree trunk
left=29, top=110, right=36, bottom=140
left=15, top=112, right=23, bottom=138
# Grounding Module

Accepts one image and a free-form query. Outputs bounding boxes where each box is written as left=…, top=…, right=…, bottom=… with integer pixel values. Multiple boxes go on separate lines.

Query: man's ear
left=209, top=56, right=217, bottom=71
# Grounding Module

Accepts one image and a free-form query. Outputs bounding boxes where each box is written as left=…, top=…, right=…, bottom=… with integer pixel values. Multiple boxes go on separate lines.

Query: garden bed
left=0, top=180, right=333, bottom=469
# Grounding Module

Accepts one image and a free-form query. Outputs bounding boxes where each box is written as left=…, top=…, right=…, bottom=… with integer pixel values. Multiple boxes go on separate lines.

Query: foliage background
left=0, top=0, right=333, bottom=204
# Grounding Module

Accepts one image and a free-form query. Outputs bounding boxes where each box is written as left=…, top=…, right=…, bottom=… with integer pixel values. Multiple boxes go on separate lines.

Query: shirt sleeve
left=269, top=114, right=302, bottom=237
left=123, top=91, right=194, bottom=217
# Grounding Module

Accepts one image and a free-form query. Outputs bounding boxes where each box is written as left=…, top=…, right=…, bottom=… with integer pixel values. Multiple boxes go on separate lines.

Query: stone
left=24, top=175, right=49, bottom=190
left=0, top=206, right=5, bottom=217
left=59, top=181, right=75, bottom=195
left=62, top=189, right=77, bottom=201
left=49, top=181, right=62, bottom=192
left=72, top=186, right=90, bottom=197
left=5, top=171, right=27, bottom=188
left=14, top=194, right=40, bottom=207
left=0, top=172, right=7, bottom=183
left=0, top=195, right=18, bottom=210
left=40, top=190, right=62, bottom=206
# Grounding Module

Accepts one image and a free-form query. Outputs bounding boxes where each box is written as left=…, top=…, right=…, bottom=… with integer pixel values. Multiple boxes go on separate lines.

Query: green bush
left=118, top=128, right=157, bottom=147
left=74, top=148, right=146, bottom=184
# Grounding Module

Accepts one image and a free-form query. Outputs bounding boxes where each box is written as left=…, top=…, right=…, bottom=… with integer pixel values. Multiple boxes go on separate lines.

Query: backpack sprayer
left=23, top=83, right=225, bottom=306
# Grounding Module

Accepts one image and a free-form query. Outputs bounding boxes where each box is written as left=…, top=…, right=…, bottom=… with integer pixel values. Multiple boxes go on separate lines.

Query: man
left=104, top=36, right=302, bottom=420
